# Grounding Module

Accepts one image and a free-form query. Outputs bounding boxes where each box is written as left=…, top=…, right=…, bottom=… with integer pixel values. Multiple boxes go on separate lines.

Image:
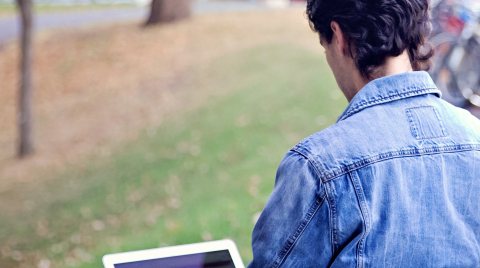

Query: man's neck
left=346, top=50, right=414, bottom=102
left=371, top=50, right=414, bottom=80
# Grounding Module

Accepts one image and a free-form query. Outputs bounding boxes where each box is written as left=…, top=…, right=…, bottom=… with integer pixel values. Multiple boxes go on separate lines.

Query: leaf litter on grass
left=0, top=8, right=347, bottom=268
left=0, top=8, right=320, bottom=191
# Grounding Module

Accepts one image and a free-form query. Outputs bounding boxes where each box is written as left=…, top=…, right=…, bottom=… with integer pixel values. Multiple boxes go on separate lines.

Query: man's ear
left=330, top=21, right=347, bottom=56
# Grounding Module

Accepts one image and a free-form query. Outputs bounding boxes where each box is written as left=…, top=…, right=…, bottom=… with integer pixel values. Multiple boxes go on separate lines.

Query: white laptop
left=103, top=239, right=245, bottom=268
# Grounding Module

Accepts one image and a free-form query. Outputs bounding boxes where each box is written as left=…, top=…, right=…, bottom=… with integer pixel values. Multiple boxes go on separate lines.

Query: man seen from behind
left=248, top=0, right=480, bottom=267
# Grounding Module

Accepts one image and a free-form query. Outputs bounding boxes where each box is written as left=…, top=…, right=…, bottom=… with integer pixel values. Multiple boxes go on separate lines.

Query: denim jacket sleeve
left=248, top=150, right=332, bottom=268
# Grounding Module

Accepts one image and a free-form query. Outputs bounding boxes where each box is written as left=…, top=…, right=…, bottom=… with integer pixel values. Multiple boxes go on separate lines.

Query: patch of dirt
left=0, top=9, right=321, bottom=192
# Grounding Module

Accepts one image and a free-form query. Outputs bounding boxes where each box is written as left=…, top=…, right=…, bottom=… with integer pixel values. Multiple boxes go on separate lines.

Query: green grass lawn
left=0, top=43, right=346, bottom=268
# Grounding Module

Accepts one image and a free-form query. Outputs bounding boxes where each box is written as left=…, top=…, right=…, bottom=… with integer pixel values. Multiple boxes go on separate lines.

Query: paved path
left=0, top=1, right=278, bottom=43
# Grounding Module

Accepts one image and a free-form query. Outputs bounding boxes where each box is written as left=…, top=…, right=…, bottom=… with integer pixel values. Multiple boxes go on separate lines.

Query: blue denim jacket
left=248, top=71, right=480, bottom=268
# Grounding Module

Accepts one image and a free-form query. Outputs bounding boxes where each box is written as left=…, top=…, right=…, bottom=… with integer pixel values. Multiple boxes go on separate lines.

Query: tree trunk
left=146, top=0, right=191, bottom=26
left=17, top=0, right=34, bottom=158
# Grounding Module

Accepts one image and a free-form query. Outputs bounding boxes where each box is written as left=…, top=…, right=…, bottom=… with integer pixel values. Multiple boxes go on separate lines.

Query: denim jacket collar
left=337, top=71, right=441, bottom=122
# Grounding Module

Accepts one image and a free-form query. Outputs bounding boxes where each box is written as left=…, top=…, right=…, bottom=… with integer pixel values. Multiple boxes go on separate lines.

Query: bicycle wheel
left=429, top=33, right=469, bottom=107
left=451, top=38, right=480, bottom=107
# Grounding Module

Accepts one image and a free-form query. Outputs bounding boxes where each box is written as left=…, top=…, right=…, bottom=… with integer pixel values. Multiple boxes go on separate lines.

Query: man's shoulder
left=290, top=116, right=373, bottom=181
left=292, top=121, right=352, bottom=159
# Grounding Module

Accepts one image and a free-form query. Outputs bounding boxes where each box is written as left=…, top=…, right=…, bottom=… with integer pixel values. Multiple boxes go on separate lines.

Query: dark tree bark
left=146, top=0, right=191, bottom=26
left=17, top=0, right=34, bottom=158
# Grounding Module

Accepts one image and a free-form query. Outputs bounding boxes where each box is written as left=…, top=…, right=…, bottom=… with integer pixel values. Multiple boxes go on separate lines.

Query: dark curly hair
left=306, top=0, right=434, bottom=79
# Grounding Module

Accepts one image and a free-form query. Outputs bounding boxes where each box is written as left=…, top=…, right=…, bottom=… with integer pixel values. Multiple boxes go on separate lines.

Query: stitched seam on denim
left=289, top=150, right=327, bottom=203
left=339, top=87, right=438, bottom=121
left=349, top=171, right=371, bottom=268
left=324, top=185, right=336, bottom=258
left=320, top=144, right=480, bottom=182
left=291, top=148, right=325, bottom=192
left=406, top=106, right=449, bottom=140
left=294, top=146, right=334, bottom=183
left=324, top=181, right=338, bottom=256
left=432, top=106, right=448, bottom=137
left=405, top=108, right=419, bottom=138
left=271, top=198, right=325, bottom=268
left=342, top=87, right=437, bottom=120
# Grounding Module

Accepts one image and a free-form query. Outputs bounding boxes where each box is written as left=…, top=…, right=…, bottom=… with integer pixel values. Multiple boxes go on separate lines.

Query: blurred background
left=429, top=0, right=480, bottom=114
left=0, top=0, right=479, bottom=267
left=1, top=1, right=344, bottom=267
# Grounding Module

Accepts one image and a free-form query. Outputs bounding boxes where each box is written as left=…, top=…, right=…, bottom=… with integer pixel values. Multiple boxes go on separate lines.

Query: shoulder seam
left=290, top=148, right=324, bottom=187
